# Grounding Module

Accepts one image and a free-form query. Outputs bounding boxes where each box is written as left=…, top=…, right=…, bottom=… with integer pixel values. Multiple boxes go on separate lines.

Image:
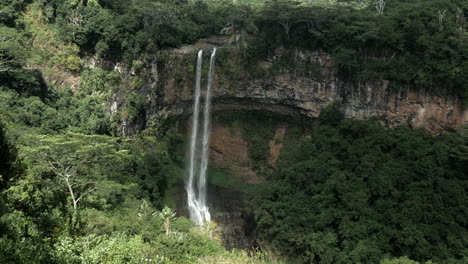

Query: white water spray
left=186, top=48, right=217, bottom=225
left=186, top=50, right=204, bottom=225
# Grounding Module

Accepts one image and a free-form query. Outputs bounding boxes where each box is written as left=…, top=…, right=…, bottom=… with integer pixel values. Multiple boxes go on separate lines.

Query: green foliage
left=0, top=131, right=174, bottom=238
left=451, top=124, right=468, bottom=161
left=199, top=248, right=281, bottom=264
left=208, top=167, right=236, bottom=189
left=123, top=92, right=144, bottom=122
left=249, top=0, right=467, bottom=101
left=53, top=233, right=168, bottom=264
left=0, top=25, right=28, bottom=70
left=0, top=234, right=56, bottom=264
left=0, top=122, right=22, bottom=252
left=318, top=101, right=345, bottom=126
left=380, top=256, right=430, bottom=264
left=249, top=105, right=468, bottom=264
left=1, top=6, right=115, bottom=135
left=21, top=5, right=83, bottom=71
left=0, top=1, right=466, bottom=263
left=227, top=111, right=276, bottom=170
left=221, top=4, right=258, bottom=49
left=0, top=122, right=20, bottom=191
left=30, top=0, right=245, bottom=62
left=0, top=68, right=47, bottom=98
left=0, top=85, right=114, bottom=135
left=158, top=205, right=177, bottom=237
left=80, top=68, right=120, bottom=95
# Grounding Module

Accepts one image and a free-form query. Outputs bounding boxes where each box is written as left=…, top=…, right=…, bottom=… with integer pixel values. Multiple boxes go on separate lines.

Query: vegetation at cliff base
left=0, top=0, right=467, bottom=263
left=247, top=105, right=468, bottom=264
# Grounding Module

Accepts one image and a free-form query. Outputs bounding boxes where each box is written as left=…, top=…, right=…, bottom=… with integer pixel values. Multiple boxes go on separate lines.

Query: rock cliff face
left=109, top=40, right=467, bottom=136
left=107, top=41, right=467, bottom=249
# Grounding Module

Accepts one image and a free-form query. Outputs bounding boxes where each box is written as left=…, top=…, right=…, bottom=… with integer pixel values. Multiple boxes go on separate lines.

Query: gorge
left=103, top=39, right=468, bottom=252
left=1, top=1, right=467, bottom=263
left=101, top=38, right=468, bottom=253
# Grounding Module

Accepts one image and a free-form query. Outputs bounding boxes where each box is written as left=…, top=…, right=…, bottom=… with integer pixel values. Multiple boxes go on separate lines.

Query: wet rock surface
left=210, top=185, right=257, bottom=250
left=173, top=179, right=257, bottom=250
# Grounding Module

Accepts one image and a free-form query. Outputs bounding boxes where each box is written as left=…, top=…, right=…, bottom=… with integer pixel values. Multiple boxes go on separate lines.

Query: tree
left=47, top=155, right=96, bottom=231
left=452, top=124, right=468, bottom=174
left=0, top=122, right=21, bottom=234
left=0, top=6, right=18, bottom=27
left=380, top=256, right=426, bottom=264
left=436, top=9, right=447, bottom=31
left=261, top=0, right=302, bottom=40
left=248, top=107, right=467, bottom=263
left=137, top=199, right=157, bottom=220
left=375, top=0, right=385, bottom=15
left=159, top=205, right=176, bottom=237
left=0, top=122, right=20, bottom=192
left=137, top=0, right=182, bottom=47
left=0, top=26, right=26, bottom=72
left=221, top=6, right=258, bottom=48
left=19, top=133, right=119, bottom=232
left=137, top=202, right=176, bottom=236
left=455, top=7, right=465, bottom=33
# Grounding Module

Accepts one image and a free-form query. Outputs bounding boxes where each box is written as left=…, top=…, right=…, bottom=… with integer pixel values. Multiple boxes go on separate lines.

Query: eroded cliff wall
left=107, top=40, right=467, bottom=136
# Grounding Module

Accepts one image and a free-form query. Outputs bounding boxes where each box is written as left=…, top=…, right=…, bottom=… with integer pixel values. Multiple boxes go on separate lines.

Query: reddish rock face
left=209, top=122, right=249, bottom=168
left=202, top=120, right=289, bottom=184
left=208, top=121, right=263, bottom=184
left=268, top=124, right=287, bottom=170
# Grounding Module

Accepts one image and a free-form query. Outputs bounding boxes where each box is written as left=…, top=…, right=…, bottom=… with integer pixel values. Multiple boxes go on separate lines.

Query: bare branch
left=48, top=160, right=63, bottom=176
left=75, top=186, right=96, bottom=204
left=63, top=176, right=77, bottom=210
left=375, top=0, right=385, bottom=15
left=455, top=7, right=465, bottom=33
left=437, top=9, right=447, bottom=31
left=47, top=157, right=94, bottom=211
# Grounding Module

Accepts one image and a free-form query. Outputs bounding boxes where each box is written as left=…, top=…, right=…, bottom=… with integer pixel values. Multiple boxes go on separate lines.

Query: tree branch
left=75, top=186, right=96, bottom=204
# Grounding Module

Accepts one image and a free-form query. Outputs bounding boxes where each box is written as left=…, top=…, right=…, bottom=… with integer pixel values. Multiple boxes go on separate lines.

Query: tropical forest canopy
left=0, top=0, right=467, bottom=264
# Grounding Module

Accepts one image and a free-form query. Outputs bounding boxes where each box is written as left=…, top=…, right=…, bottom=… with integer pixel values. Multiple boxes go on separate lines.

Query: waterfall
left=186, top=50, right=204, bottom=225
left=186, top=48, right=217, bottom=225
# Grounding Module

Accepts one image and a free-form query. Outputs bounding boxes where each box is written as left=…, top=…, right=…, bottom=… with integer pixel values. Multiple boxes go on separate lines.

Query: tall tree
left=0, top=122, right=19, bottom=192
left=221, top=5, right=258, bottom=48
left=0, top=26, right=26, bottom=72
left=261, top=0, right=302, bottom=40
left=19, top=133, right=118, bottom=232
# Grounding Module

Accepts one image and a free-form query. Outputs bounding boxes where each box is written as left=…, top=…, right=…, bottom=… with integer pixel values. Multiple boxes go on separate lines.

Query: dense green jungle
left=0, top=0, right=467, bottom=263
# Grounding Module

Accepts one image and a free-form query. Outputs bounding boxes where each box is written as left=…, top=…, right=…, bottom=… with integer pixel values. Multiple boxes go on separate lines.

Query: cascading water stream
left=198, top=48, right=217, bottom=223
left=186, top=50, right=203, bottom=225
left=186, top=48, right=217, bottom=225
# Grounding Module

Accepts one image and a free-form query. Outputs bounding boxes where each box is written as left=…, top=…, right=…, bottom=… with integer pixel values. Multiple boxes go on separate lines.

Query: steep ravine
left=102, top=39, right=467, bottom=136
left=171, top=115, right=286, bottom=250
left=98, top=40, right=467, bottom=249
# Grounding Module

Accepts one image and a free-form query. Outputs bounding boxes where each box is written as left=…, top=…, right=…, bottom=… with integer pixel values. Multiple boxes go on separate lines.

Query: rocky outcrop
left=108, top=39, right=467, bottom=136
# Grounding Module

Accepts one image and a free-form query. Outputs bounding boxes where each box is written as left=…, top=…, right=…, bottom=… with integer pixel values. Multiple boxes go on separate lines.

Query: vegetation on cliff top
left=0, top=0, right=467, bottom=263
left=2, top=0, right=466, bottom=92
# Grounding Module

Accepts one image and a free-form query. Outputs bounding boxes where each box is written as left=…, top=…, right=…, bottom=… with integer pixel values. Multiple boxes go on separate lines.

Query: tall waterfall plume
left=186, top=48, right=217, bottom=225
